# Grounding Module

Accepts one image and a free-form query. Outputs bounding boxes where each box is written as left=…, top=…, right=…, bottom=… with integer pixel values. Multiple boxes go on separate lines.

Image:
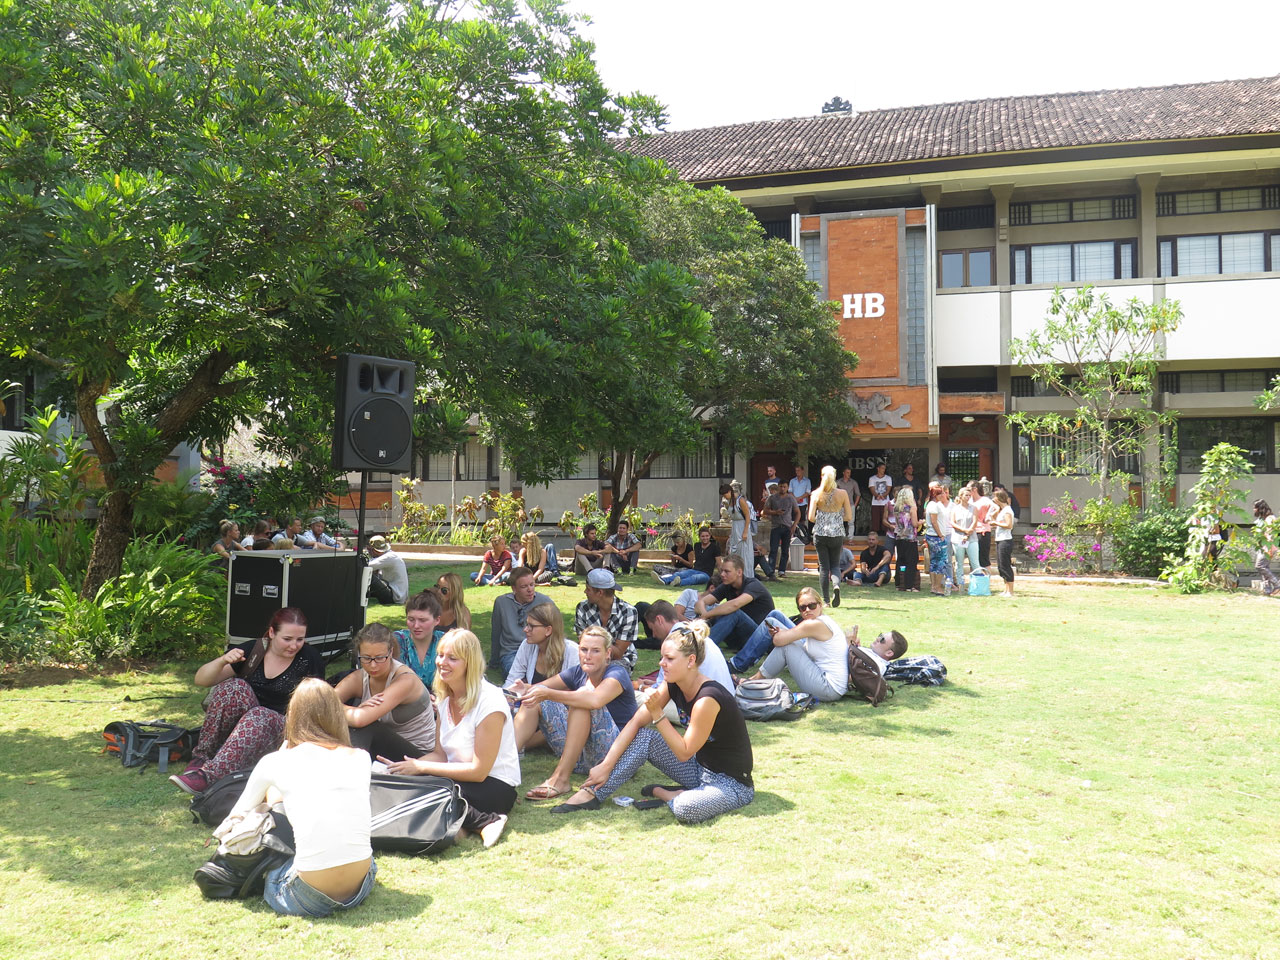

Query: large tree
left=495, top=180, right=859, bottom=532
left=0, top=0, right=700, bottom=595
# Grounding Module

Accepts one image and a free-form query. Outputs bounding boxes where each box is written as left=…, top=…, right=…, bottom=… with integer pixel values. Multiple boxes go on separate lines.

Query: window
left=1159, top=370, right=1276, bottom=394
left=1157, top=186, right=1280, bottom=216
left=1158, top=231, right=1278, bottom=276
left=938, top=248, right=993, bottom=288
left=801, top=234, right=822, bottom=284
left=938, top=205, right=994, bottom=231
left=1011, top=240, right=1136, bottom=285
left=1176, top=418, right=1278, bottom=473
left=1013, top=426, right=1141, bottom=476
left=1009, top=196, right=1136, bottom=226
left=646, top=434, right=722, bottom=479
left=758, top=219, right=791, bottom=242
left=1010, top=375, right=1079, bottom=398
left=418, top=440, right=496, bottom=481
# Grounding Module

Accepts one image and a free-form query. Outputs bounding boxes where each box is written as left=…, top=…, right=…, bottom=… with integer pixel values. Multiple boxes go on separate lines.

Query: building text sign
left=842, top=292, right=885, bottom=319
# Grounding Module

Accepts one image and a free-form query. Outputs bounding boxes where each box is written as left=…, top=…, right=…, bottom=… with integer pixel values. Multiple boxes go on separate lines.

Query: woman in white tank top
left=746, top=586, right=849, bottom=701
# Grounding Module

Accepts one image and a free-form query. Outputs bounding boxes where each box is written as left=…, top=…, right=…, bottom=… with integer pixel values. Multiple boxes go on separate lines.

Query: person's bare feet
left=649, top=786, right=684, bottom=802
left=561, top=787, right=595, bottom=806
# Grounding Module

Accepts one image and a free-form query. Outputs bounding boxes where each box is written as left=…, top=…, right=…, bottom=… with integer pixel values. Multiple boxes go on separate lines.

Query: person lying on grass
left=551, top=620, right=754, bottom=824
left=513, top=625, right=638, bottom=802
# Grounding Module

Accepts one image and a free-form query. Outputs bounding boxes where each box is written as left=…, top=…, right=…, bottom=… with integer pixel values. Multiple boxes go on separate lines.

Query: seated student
left=575, top=568, right=638, bottom=672
left=334, top=624, right=436, bottom=762
left=382, top=629, right=519, bottom=849
left=834, top=544, right=857, bottom=584
left=693, top=554, right=775, bottom=651
left=471, top=535, right=513, bottom=586
left=503, top=601, right=579, bottom=687
left=228, top=679, right=374, bottom=917
left=394, top=591, right=444, bottom=688
left=603, top=520, right=643, bottom=575
left=850, top=530, right=893, bottom=586
left=641, top=601, right=733, bottom=694
left=573, top=524, right=607, bottom=575
left=273, top=517, right=303, bottom=547
left=752, top=539, right=777, bottom=582
left=211, top=519, right=247, bottom=564
left=743, top=587, right=848, bottom=702
left=489, top=568, right=552, bottom=676
left=847, top=624, right=909, bottom=674
left=552, top=621, right=753, bottom=823
left=517, top=531, right=559, bottom=585
left=298, top=516, right=342, bottom=551
left=241, top=519, right=272, bottom=549
left=365, top=535, right=409, bottom=605
left=650, top=531, right=696, bottom=586
left=634, top=586, right=701, bottom=650
left=513, top=626, right=637, bottom=801
left=682, top=526, right=720, bottom=587
left=433, top=572, right=471, bottom=631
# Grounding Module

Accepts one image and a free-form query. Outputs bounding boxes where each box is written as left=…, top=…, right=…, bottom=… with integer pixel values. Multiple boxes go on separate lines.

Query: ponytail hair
left=667, top=619, right=710, bottom=665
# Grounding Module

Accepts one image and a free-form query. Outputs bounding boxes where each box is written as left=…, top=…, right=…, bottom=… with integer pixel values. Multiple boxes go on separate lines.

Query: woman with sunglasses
left=512, top=625, right=636, bottom=802
left=745, top=586, right=848, bottom=702
left=434, top=572, right=471, bottom=631
left=502, top=601, right=579, bottom=687
left=552, top=620, right=753, bottom=823
left=333, top=623, right=436, bottom=762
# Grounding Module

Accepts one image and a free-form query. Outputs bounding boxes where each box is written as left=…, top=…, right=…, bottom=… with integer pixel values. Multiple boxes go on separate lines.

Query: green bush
left=1113, top=508, right=1192, bottom=577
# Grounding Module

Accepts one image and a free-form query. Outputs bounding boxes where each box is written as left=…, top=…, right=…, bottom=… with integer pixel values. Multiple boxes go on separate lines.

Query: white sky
left=567, top=0, right=1280, bottom=131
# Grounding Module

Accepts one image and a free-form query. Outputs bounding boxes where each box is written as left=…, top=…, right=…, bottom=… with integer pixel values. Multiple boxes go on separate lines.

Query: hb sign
left=331, top=354, right=416, bottom=473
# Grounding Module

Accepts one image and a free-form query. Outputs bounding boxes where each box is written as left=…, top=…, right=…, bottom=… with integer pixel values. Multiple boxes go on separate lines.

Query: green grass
left=2, top=567, right=1278, bottom=959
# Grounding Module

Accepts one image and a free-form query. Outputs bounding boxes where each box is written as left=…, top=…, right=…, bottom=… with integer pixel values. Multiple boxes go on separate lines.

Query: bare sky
left=567, top=0, right=1280, bottom=131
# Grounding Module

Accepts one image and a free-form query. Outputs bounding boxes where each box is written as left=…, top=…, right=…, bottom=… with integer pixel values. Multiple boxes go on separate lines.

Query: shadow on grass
left=511, top=788, right=796, bottom=838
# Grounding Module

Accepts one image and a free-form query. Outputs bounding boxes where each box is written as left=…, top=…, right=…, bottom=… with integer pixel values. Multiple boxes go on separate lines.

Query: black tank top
left=667, top=679, right=753, bottom=786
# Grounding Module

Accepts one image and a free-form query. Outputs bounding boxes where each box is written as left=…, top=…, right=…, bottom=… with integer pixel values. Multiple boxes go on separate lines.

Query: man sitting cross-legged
left=693, top=554, right=775, bottom=653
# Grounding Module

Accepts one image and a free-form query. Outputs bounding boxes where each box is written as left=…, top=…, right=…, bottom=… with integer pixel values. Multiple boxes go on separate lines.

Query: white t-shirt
left=993, top=506, right=1015, bottom=542
left=231, top=742, right=371, bottom=872
left=869, top=474, right=893, bottom=505
left=949, top=503, right=976, bottom=544
left=504, top=638, right=579, bottom=688
left=655, top=620, right=732, bottom=692
left=861, top=644, right=889, bottom=675
left=675, top=588, right=701, bottom=618
left=925, top=500, right=952, bottom=538
left=802, top=613, right=850, bottom=695
left=438, top=681, right=521, bottom=787
left=368, top=549, right=409, bottom=604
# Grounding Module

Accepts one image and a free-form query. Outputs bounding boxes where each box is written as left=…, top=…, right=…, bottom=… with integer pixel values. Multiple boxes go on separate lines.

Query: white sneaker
left=831, top=575, right=841, bottom=608
left=480, top=814, right=508, bottom=849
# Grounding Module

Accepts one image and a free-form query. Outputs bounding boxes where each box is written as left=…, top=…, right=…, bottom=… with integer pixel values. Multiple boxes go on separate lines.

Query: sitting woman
left=434, top=572, right=471, bottom=631
left=552, top=620, right=753, bottom=824
left=650, top=531, right=697, bottom=586
left=503, top=601, right=579, bottom=687
left=470, top=535, right=513, bottom=586
left=514, top=625, right=636, bottom=801
left=746, top=586, right=848, bottom=702
left=394, top=591, right=444, bottom=688
left=227, top=678, right=375, bottom=917
left=383, top=629, right=519, bottom=848
left=240, top=519, right=272, bottom=549
left=211, top=519, right=247, bottom=564
left=172, top=607, right=323, bottom=795
left=334, top=623, right=436, bottom=762
left=517, top=531, right=560, bottom=585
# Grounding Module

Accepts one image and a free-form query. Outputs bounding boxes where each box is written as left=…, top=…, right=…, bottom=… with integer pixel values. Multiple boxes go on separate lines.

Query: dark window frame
left=938, top=247, right=996, bottom=288
left=1012, top=424, right=1142, bottom=477
left=1172, top=417, right=1280, bottom=474
left=1157, top=229, right=1279, bottom=277
left=1009, top=195, right=1136, bottom=226
left=1156, top=185, right=1280, bottom=217
left=938, top=205, right=995, bottom=231
left=1010, top=239, right=1137, bottom=285
left=1159, top=369, right=1279, bottom=394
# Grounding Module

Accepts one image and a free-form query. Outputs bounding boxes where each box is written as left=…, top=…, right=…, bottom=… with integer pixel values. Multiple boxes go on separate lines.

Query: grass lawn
left=1, top=566, right=1277, bottom=959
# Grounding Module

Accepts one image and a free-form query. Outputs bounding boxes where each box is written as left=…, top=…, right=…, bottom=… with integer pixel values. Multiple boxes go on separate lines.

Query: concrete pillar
left=1136, top=172, right=1162, bottom=279
left=989, top=183, right=1015, bottom=286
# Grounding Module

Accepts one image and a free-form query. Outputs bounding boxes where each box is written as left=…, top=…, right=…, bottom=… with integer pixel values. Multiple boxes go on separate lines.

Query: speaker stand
left=356, top=470, right=370, bottom=556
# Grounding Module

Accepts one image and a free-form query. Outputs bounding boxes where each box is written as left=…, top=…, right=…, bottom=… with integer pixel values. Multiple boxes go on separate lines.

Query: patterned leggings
left=194, top=679, right=285, bottom=780
left=537, top=701, right=618, bottom=774
left=592, top=727, right=754, bottom=823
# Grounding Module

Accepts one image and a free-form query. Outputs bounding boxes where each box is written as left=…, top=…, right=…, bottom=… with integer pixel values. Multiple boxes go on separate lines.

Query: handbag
left=968, top=572, right=991, bottom=596
left=194, top=807, right=295, bottom=900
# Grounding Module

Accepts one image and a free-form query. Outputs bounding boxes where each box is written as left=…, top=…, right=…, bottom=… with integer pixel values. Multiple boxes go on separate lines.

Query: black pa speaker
left=332, top=354, right=416, bottom=473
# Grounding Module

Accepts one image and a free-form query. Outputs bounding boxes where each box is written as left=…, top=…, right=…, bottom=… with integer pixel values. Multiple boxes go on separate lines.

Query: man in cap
left=365, top=535, right=408, bottom=605
left=575, top=568, right=638, bottom=671
left=296, top=515, right=342, bottom=551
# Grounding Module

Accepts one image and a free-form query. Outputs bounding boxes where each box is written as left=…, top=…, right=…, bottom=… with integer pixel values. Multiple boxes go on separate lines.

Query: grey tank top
left=363, top=660, right=437, bottom=753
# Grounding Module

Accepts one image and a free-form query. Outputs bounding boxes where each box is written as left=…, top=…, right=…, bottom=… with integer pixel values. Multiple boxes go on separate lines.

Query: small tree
left=1006, top=287, right=1183, bottom=504
left=1162, top=442, right=1253, bottom=592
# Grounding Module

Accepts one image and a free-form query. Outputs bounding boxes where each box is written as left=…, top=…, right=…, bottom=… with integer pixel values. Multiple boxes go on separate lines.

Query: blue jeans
left=263, top=859, right=377, bottom=917
left=727, top=611, right=794, bottom=672
left=659, top=569, right=709, bottom=586
left=708, top=609, right=763, bottom=651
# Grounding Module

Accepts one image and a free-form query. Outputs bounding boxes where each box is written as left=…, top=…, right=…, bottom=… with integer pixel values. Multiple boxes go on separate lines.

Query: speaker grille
left=348, top=397, right=412, bottom=465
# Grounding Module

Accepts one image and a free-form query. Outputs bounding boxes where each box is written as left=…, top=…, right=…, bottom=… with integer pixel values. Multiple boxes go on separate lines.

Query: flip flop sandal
left=524, top=783, right=569, bottom=801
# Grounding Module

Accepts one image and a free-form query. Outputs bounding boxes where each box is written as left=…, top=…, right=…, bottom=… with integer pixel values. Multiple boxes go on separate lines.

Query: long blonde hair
left=433, top=628, right=485, bottom=716
left=284, top=678, right=351, bottom=749
left=665, top=619, right=710, bottom=665
left=435, top=572, right=471, bottom=630
left=816, top=465, right=839, bottom=508
left=527, top=601, right=567, bottom=677
left=520, top=531, right=542, bottom=565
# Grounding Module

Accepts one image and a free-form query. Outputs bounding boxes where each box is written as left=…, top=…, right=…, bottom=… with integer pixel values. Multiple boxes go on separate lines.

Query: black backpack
left=190, top=770, right=254, bottom=826
left=102, top=720, right=197, bottom=774
left=846, top=646, right=892, bottom=706
left=193, top=814, right=295, bottom=900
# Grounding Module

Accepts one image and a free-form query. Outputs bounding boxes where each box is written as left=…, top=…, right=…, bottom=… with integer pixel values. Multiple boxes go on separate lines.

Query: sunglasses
left=798, top=601, right=820, bottom=612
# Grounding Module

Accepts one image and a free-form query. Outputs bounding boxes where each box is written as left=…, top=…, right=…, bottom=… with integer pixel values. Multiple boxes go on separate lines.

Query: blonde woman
left=382, top=629, right=519, bottom=848
left=433, top=572, right=471, bottom=631
left=228, top=678, right=374, bottom=917
left=517, top=531, right=559, bottom=584
left=807, top=466, right=853, bottom=606
left=211, top=520, right=247, bottom=563
left=721, top=480, right=755, bottom=571
left=949, top=486, right=980, bottom=589
left=747, top=587, right=848, bottom=701
left=512, top=625, right=637, bottom=801
left=891, top=486, right=920, bottom=592
left=503, top=601, right=579, bottom=687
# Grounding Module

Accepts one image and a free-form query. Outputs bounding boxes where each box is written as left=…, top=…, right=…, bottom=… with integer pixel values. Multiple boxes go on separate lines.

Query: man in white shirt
left=365, top=535, right=409, bottom=605
left=868, top=463, right=893, bottom=536
left=297, top=516, right=342, bottom=551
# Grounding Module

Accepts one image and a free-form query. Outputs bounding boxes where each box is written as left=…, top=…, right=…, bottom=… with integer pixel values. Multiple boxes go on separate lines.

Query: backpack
left=846, top=646, right=891, bottom=706
left=368, top=773, right=466, bottom=855
left=102, top=720, right=198, bottom=774
left=733, top=677, right=813, bottom=721
left=190, top=769, right=255, bottom=826
left=193, top=813, right=295, bottom=900
left=883, top=655, right=947, bottom=687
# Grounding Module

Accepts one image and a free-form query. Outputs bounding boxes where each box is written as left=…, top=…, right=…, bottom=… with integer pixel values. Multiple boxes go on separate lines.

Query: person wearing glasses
left=502, top=601, right=579, bottom=688
left=333, top=623, right=437, bottom=762
left=739, top=586, right=848, bottom=701
left=551, top=620, right=753, bottom=823
left=433, top=572, right=471, bottom=632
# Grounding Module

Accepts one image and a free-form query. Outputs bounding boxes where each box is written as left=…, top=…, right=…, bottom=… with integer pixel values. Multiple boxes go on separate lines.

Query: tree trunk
left=607, top=450, right=660, bottom=536
left=81, top=488, right=136, bottom=599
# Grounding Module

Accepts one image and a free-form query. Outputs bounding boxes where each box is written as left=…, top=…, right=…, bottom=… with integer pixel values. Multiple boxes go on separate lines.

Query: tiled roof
left=621, top=76, right=1280, bottom=182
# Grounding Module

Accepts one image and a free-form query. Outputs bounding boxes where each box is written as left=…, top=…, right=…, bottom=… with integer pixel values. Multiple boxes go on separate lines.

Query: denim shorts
left=263, top=859, right=377, bottom=917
